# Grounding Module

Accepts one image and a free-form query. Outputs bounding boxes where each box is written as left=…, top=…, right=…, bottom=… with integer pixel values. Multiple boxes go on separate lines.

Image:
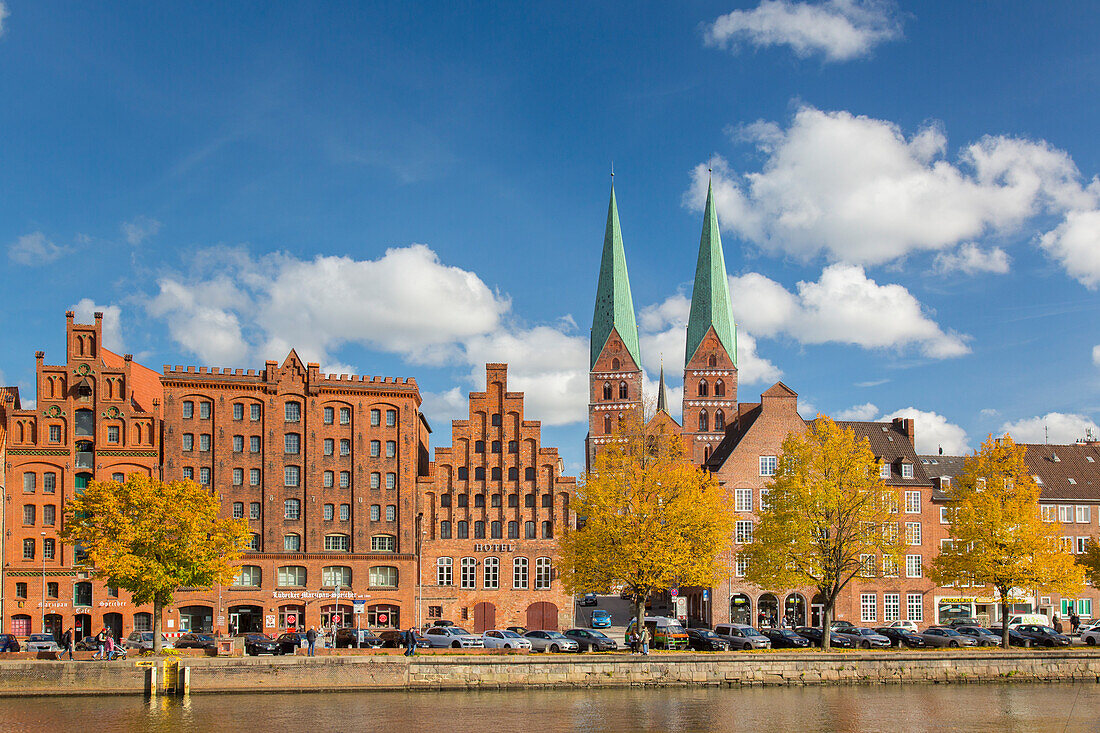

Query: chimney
left=892, top=417, right=915, bottom=443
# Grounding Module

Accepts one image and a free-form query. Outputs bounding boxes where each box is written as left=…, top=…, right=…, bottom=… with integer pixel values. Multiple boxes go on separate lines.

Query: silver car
left=919, top=627, right=979, bottom=648
left=123, top=631, right=175, bottom=651
left=1080, top=622, right=1100, bottom=646
left=24, top=633, right=61, bottom=654
left=524, top=630, right=580, bottom=653
left=481, top=629, right=532, bottom=650
left=424, top=626, right=484, bottom=649
left=713, top=623, right=771, bottom=650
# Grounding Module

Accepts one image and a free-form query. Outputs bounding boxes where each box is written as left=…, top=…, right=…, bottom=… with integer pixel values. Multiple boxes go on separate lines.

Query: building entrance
left=228, top=605, right=264, bottom=634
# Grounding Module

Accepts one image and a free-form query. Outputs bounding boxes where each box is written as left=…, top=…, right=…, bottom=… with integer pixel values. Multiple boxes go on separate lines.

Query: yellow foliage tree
left=1077, top=543, right=1100, bottom=589
left=931, top=435, right=1083, bottom=648
left=560, top=417, right=736, bottom=632
left=742, top=417, right=904, bottom=649
left=62, top=474, right=250, bottom=652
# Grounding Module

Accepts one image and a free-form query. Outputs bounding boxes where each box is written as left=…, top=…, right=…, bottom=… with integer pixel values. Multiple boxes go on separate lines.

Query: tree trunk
left=635, top=595, right=647, bottom=651
left=153, top=599, right=163, bottom=654
left=1000, top=595, right=1010, bottom=650
left=821, top=601, right=832, bottom=651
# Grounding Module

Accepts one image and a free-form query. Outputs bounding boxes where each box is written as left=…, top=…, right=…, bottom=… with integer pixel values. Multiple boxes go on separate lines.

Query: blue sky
left=3, top=1, right=1100, bottom=473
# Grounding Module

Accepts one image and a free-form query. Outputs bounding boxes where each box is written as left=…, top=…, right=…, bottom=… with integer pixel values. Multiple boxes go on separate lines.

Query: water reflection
left=3, top=683, right=1098, bottom=732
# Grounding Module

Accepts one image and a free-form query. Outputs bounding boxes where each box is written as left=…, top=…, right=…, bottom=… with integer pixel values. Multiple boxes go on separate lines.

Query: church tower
left=682, top=180, right=738, bottom=465
left=586, top=183, right=643, bottom=471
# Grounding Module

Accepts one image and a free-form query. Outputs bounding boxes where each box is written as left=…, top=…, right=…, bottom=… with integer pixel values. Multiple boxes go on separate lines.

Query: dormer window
left=901, top=463, right=914, bottom=479
left=879, top=463, right=890, bottom=479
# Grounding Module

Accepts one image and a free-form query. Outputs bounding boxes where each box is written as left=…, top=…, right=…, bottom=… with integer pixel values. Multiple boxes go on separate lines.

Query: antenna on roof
left=1045, top=424, right=1049, bottom=444
left=938, top=446, right=943, bottom=456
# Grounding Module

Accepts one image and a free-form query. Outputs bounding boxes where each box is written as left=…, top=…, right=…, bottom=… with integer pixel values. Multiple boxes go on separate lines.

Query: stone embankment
left=1, top=650, right=1098, bottom=697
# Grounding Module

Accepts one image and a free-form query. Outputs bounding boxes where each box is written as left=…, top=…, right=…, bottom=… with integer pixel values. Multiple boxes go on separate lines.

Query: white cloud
left=797, top=399, right=817, bottom=419
left=686, top=106, right=1100, bottom=286
left=730, top=264, right=970, bottom=358
left=882, top=407, right=970, bottom=455
left=419, top=387, right=469, bottom=433
left=8, top=232, right=66, bottom=265
left=1093, top=345, right=1100, bottom=367
left=933, top=243, right=1010, bottom=275
left=122, top=216, right=161, bottom=246
left=834, top=402, right=878, bottom=421
left=71, top=298, right=125, bottom=352
left=1000, top=412, right=1100, bottom=445
left=0, top=2, right=8, bottom=36
left=704, top=0, right=902, bottom=62
left=855, top=378, right=889, bottom=387
left=979, top=407, right=1000, bottom=418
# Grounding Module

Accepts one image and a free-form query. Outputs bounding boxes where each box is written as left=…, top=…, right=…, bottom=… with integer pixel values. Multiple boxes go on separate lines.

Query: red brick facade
left=586, top=328, right=643, bottom=472
left=681, top=326, right=738, bottom=466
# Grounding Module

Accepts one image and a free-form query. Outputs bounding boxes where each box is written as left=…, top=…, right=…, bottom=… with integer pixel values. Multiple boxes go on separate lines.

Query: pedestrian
left=306, top=626, right=317, bottom=657
left=61, top=627, right=73, bottom=661
left=104, top=633, right=116, bottom=661
left=404, top=627, right=417, bottom=657
left=641, top=626, right=650, bottom=656
left=629, top=629, right=638, bottom=655
left=1053, top=614, right=1063, bottom=633
left=1070, top=611, right=1081, bottom=634
left=757, top=611, right=766, bottom=627
left=93, top=627, right=106, bottom=660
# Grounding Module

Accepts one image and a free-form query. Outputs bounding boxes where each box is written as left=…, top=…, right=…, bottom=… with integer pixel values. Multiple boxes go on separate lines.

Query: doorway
left=228, top=605, right=263, bottom=634
left=473, top=602, right=496, bottom=632
left=74, top=613, right=92, bottom=639
left=104, top=613, right=123, bottom=641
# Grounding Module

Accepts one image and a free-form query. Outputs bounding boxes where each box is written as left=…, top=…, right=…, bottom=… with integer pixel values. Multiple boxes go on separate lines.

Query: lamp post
left=40, top=531, right=47, bottom=634
left=415, top=512, right=424, bottom=631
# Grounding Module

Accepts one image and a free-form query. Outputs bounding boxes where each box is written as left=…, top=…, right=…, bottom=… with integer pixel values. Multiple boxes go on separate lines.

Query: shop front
left=935, top=595, right=1034, bottom=625
left=729, top=594, right=752, bottom=624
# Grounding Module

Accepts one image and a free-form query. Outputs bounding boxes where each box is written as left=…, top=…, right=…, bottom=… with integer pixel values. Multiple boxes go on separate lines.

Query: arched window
left=704, top=446, right=711, bottom=462
left=458, top=494, right=468, bottom=507
left=491, top=521, right=502, bottom=539
left=618, top=381, right=628, bottom=399
left=461, top=557, right=477, bottom=589
left=457, top=467, right=468, bottom=480
left=436, top=557, right=453, bottom=585
left=708, top=354, right=717, bottom=367
left=491, top=440, right=501, bottom=453
left=322, top=566, right=351, bottom=587
left=508, top=440, right=518, bottom=453
left=457, top=521, right=469, bottom=539
left=611, top=358, right=620, bottom=370
left=604, top=415, right=612, bottom=434
left=440, top=521, right=452, bottom=539
left=699, top=410, right=709, bottom=432
left=484, top=557, right=500, bottom=589
left=474, top=467, right=485, bottom=480
left=525, top=467, right=535, bottom=481
left=698, top=379, right=708, bottom=397
left=714, top=409, right=725, bottom=431
left=513, top=557, right=529, bottom=588
left=714, top=379, right=725, bottom=397
left=491, top=414, right=502, bottom=427
left=491, top=467, right=501, bottom=480
left=440, top=493, right=451, bottom=508
left=541, top=521, right=553, bottom=539
left=508, top=520, right=519, bottom=539
left=525, top=521, right=536, bottom=539
left=277, top=566, right=306, bottom=587
left=508, top=467, right=518, bottom=481
left=602, top=382, right=612, bottom=400
left=474, top=494, right=485, bottom=508
left=474, top=521, right=485, bottom=539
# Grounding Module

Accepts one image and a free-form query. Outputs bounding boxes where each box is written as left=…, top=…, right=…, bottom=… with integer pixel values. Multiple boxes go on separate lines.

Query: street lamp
left=40, top=531, right=47, bottom=634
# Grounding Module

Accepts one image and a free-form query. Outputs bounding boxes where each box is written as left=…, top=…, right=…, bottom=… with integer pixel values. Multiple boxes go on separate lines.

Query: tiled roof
left=833, top=420, right=931, bottom=486
left=918, top=454, right=967, bottom=499
left=704, top=402, right=761, bottom=470
left=920, top=443, right=1100, bottom=502
left=101, top=348, right=163, bottom=414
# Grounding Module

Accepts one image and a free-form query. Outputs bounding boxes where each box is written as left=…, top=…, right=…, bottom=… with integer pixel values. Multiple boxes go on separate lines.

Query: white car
left=24, top=633, right=61, bottom=654
left=886, top=620, right=918, bottom=633
left=424, top=626, right=485, bottom=649
left=1079, top=622, right=1100, bottom=646
left=481, top=629, right=532, bottom=650
left=123, top=631, right=175, bottom=651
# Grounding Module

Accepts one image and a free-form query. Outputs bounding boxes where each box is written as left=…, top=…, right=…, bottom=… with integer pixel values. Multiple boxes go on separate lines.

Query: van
left=626, top=616, right=689, bottom=650
left=1005, top=613, right=1049, bottom=629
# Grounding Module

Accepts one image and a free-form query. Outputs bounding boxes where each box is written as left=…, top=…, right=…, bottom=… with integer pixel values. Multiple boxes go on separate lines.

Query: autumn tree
left=560, top=417, right=736, bottom=634
left=1077, top=543, right=1100, bottom=589
left=62, top=474, right=250, bottom=652
left=742, top=417, right=904, bottom=649
left=931, top=435, right=1083, bottom=648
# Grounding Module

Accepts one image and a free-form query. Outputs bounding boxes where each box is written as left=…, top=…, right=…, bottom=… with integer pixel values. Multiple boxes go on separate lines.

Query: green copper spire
left=656, top=360, right=668, bottom=414
left=591, top=184, right=641, bottom=369
left=685, top=180, right=737, bottom=367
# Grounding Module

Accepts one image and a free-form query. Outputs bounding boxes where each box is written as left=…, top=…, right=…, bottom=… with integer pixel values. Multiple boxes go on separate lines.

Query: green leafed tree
left=931, top=435, right=1083, bottom=648
left=742, top=417, right=904, bottom=649
left=62, top=474, right=250, bottom=652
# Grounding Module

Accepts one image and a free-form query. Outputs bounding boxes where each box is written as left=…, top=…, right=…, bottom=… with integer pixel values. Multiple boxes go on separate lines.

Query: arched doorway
left=74, top=613, right=92, bottom=639
left=44, top=614, right=63, bottom=641
left=11, top=615, right=31, bottom=636
left=784, top=594, right=807, bottom=628
left=178, top=605, right=213, bottom=634
left=473, top=602, right=496, bottom=632
left=279, top=604, right=305, bottom=632
left=811, top=594, right=826, bottom=627
left=320, top=603, right=353, bottom=630
left=526, top=602, right=558, bottom=631
left=367, top=604, right=399, bottom=629
left=757, top=593, right=779, bottom=627
left=104, top=612, right=123, bottom=641
left=729, top=594, right=752, bottom=624
left=228, top=605, right=263, bottom=635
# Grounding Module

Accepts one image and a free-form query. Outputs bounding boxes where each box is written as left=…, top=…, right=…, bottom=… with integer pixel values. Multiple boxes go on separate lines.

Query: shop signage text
left=273, top=590, right=370, bottom=600
left=473, top=544, right=515, bottom=552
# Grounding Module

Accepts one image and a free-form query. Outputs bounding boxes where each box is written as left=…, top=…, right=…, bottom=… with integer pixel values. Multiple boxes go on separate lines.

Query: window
left=338, top=439, right=350, bottom=456
left=475, top=467, right=485, bottom=480
left=735, top=520, right=753, bottom=544
left=284, top=534, right=301, bottom=552
left=1040, top=505, right=1056, bottom=522
left=860, top=554, right=876, bottom=577
left=759, top=456, right=777, bottom=477
left=698, top=379, right=708, bottom=397
left=474, top=494, right=486, bottom=508
left=524, top=467, right=535, bottom=481
left=508, top=521, right=519, bottom=539
left=491, top=520, right=502, bottom=539
left=542, top=521, right=553, bottom=539
left=111, top=472, right=125, bottom=483
left=324, top=504, right=335, bottom=521
left=233, top=403, right=244, bottom=420
left=386, top=440, right=396, bottom=458
left=1077, top=537, right=1089, bottom=555
left=371, top=472, right=381, bottom=489
left=43, top=504, right=55, bottom=526
left=906, top=593, right=924, bottom=622
left=340, top=471, right=351, bottom=488
left=386, top=505, right=396, bottom=521
left=235, top=565, right=261, bottom=587
left=857, top=593, right=877, bottom=623
left=324, top=439, right=334, bottom=456
left=284, top=433, right=300, bottom=454
left=1076, top=505, right=1091, bottom=523
left=457, top=521, right=469, bottom=539
left=183, top=467, right=193, bottom=480
left=508, top=440, right=518, bottom=454
left=249, top=533, right=261, bottom=551
left=882, top=593, right=900, bottom=622
left=491, top=440, right=501, bottom=454
left=49, top=425, right=62, bottom=443
left=714, top=410, right=725, bottom=431
left=321, top=530, right=347, bottom=548
left=199, top=467, right=210, bottom=485
left=232, top=502, right=245, bottom=519
left=461, top=557, right=476, bottom=589
left=437, top=557, right=453, bottom=585
left=513, top=557, right=529, bottom=588
left=474, top=440, right=485, bottom=454
left=199, top=402, right=211, bottom=419
left=386, top=473, right=396, bottom=490
left=541, top=494, right=553, bottom=508
left=199, top=434, right=211, bottom=452
left=906, top=555, right=922, bottom=578
left=182, top=401, right=194, bottom=419
left=285, top=402, right=301, bottom=422
left=278, top=566, right=306, bottom=587
left=370, top=440, right=380, bottom=457
left=250, top=469, right=261, bottom=486
left=370, top=409, right=381, bottom=426
left=323, top=566, right=352, bottom=587
left=440, top=521, right=451, bottom=539
left=882, top=556, right=899, bottom=577
left=535, top=558, right=552, bottom=589
left=372, top=535, right=396, bottom=552
left=323, top=407, right=334, bottom=424
left=182, top=434, right=194, bottom=451
left=484, top=557, right=500, bottom=589
left=618, top=382, right=628, bottom=399
left=370, top=504, right=381, bottom=521
left=22, top=471, right=36, bottom=493
left=284, top=499, right=301, bottom=520
left=492, top=494, right=502, bottom=507
left=340, top=504, right=351, bottom=521
left=233, top=468, right=244, bottom=486
left=1059, top=505, right=1073, bottom=523
left=735, top=488, right=753, bottom=512
left=941, top=507, right=951, bottom=524
left=250, top=403, right=261, bottom=421
left=901, top=463, right=914, bottom=479
left=107, top=425, right=120, bottom=444
left=525, top=521, right=536, bottom=539
left=284, top=466, right=300, bottom=487
left=43, top=473, right=56, bottom=494
left=15, top=583, right=27, bottom=599
left=386, top=409, right=397, bottom=427
left=250, top=436, right=261, bottom=453
left=47, top=582, right=58, bottom=599
left=880, top=463, right=891, bottom=479
left=904, top=491, right=921, bottom=513
left=905, top=522, right=922, bottom=545
left=340, top=407, right=351, bottom=425
left=73, top=582, right=92, bottom=607
left=324, top=471, right=334, bottom=488
left=22, top=504, right=35, bottom=525
left=698, top=410, right=708, bottom=432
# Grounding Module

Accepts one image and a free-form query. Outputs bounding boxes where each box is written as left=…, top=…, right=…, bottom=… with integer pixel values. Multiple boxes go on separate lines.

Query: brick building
left=418, top=364, right=576, bottom=632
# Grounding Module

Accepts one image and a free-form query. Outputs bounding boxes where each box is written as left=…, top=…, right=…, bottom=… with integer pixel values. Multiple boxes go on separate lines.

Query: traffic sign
left=702, top=590, right=709, bottom=601
left=670, top=588, right=678, bottom=597
left=353, top=600, right=366, bottom=614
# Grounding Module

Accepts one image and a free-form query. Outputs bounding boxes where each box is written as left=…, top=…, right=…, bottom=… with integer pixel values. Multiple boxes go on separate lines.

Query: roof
left=685, top=180, right=736, bottom=367
left=834, top=420, right=931, bottom=486
left=920, top=442, right=1100, bottom=502
left=655, top=363, right=669, bottom=414
left=101, top=348, right=162, bottom=414
left=704, top=402, right=763, bottom=470
left=590, top=185, right=641, bottom=369
left=918, top=455, right=967, bottom=500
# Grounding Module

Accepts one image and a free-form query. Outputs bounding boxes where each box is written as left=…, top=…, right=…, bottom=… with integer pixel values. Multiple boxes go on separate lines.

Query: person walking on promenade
left=628, top=629, right=638, bottom=655
left=641, top=626, right=650, bottom=656
left=1054, top=615, right=1063, bottom=633
left=104, top=633, right=117, bottom=661
left=92, top=627, right=106, bottom=660
left=61, top=627, right=73, bottom=660
left=306, top=626, right=317, bottom=657
left=404, top=627, right=417, bottom=657
left=1070, top=611, right=1081, bottom=634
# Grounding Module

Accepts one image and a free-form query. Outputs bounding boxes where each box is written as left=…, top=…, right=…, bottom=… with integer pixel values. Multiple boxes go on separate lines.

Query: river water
left=5, top=683, right=1098, bottom=732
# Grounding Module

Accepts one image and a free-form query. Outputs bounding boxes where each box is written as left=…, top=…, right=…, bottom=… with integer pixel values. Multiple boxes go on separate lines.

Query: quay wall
left=1, top=651, right=1099, bottom=696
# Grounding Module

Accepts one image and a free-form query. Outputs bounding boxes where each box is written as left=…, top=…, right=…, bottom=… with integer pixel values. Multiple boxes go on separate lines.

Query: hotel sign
left=473, top=544, right=515, bottom=552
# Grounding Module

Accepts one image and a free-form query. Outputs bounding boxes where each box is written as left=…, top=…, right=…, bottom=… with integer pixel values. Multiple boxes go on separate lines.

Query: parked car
left=627, top=617, right=690, bottom=650
left=589, top=610, right=612, bottom=629
left=334, top=628, right=385, bottom=649
left=945, top=618, right=980, bottom=628
left=762, top=628, right=810, bottom=649
left=25, top=634, right=62, bottom=654
left=686, top=628, right=730, bottom=651
left=580, top=593, right=598, bottom=607
left=874, top=627, right=926, bottom=648
left=1005, top=614, right=1050, bottom=629
left=0, top=633, right=20, bottom=652
left=953, top=626, right=1002, bottom=647
left=714, top=623, right=771, bottom=650
left=563, top=629, right=618, bottom=652
left=276, top=632, right=310, bottom=654
left=123, top=632, right=175, bottom=652
left=424, top=626, right=484, bottom=649
left=377, top=630, right=431, bottom=649
left=481, top=630, right=532, bottom=650
left=243, top=633, right=281, bottom=656
left=1079, top=622, right=1100, bottom=646
left=174, top=633, right=217, bottom=650
left=506, top=626, right=529, bottom=636
left=75, top=636, right=98, bottom=652
left=919, top=627, right=978, bottom=648
left=1014, top=624, right=1072, bottom=647
left=794, top=627, right=855, bottom=649
left=835, top=627, right=892, bottom=649
left=830, top=620, right=857, bottom=630
left=986, top=625, right=1035, bottom=648
left=885, top=620, right=919, bottom=633
left=524, top=630, right=579, bottom=653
